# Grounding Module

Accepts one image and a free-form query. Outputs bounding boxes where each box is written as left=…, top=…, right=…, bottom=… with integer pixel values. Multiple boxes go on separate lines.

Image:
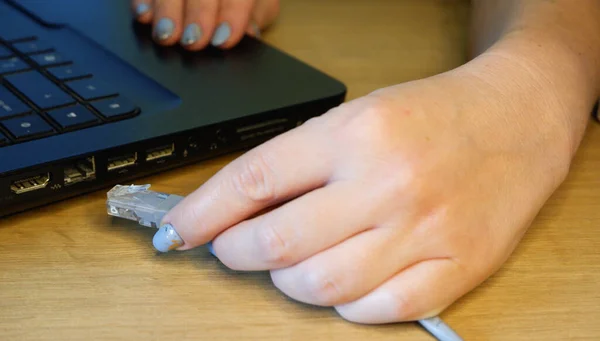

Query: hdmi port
left=108, top=153, right=138, bottom=172
left=10, top=173, right=51, bottom=194
left=146, top=143, right=175, bottom=162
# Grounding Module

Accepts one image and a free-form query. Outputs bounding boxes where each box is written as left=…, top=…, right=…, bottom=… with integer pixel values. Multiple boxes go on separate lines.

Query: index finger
left=158, top=118, right=334, bottom=251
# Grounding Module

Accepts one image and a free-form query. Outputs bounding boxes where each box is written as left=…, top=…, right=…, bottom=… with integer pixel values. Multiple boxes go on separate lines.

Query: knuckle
left=389, top=161, right=420, bottom=191
left=256, top=223, right=292, bottom=265
left=303, top=269, right=344, bottom=305
left=232, top=151, right=277, bottom=203
left=301, top=115, right=324, bottom=128
left=360, top=102, right=395, bottom=140
left=389, top=294, right=420, bottom=321
left=333, top=96, right=395, bottom=144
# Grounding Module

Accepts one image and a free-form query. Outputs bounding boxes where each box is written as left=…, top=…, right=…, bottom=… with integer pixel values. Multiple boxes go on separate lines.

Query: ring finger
left=211, top=0, right=256, bottom=48
left=270, top=220, right=439, bottom=307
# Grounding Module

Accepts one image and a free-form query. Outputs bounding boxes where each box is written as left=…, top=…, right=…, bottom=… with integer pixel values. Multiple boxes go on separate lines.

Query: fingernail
left=153, top=224, right=184, bottom=252
left=211, top=22, right=231, bottom=46
left=135, top=3, right=150, bottom=16
left=418, top=317, right=464, bottom=341
left=206, top=242, right=216, bottom=256
left=154, top=18, right=175, bottom=41
left=250, top=22, right=261, bottom=38
left=181, top=23, right=202, bottom=46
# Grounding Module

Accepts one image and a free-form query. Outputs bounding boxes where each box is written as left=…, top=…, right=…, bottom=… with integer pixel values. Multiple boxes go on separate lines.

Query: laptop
left=0, top=0, right=346, bottom=217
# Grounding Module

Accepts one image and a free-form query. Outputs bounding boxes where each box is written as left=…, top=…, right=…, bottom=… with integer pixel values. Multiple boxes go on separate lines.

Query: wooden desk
left=2, top=1, right=599, bottom=340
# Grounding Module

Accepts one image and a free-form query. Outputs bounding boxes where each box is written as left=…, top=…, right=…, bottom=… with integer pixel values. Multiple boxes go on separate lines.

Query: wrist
left=456, top=29, right=597, bottom=161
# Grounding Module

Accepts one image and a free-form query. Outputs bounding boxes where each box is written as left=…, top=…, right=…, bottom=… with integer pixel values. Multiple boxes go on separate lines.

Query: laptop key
left=12, top=40, right=53, bottom=54
left=47, top=65, right=90, bottom=81
left=0, top=86, right=30, bottom=119
left=5, top=71, right=76, bottom=109
left=30, top=52, right=68, bottom=67
left=2, top=114, right=54, bottom=140
left=91, top=96, right=139, bottom=120
left=0, top=57, right=30, bottom=75
left=0, top=46, right=13, bottom=58
left=47, top=104, right=99, bottom=130
left=66, top=78, right=118, bottom=100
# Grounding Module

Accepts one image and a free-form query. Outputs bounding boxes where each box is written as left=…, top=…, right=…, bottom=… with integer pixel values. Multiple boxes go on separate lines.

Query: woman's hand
left=153, top=51, right=574, bottom=323
left=131, top=0, right=279, bottom=50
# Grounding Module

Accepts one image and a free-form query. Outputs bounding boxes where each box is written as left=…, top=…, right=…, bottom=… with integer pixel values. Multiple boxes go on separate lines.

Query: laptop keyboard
left=0, top=36, right=140, bottom=147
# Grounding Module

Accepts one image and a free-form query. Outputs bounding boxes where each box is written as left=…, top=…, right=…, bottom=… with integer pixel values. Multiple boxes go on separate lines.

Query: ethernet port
left=64, top=156, right=96, bottom=186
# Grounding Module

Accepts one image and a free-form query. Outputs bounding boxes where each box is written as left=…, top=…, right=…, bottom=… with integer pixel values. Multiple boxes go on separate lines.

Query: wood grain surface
left=1, top=1, right=599, bottom=340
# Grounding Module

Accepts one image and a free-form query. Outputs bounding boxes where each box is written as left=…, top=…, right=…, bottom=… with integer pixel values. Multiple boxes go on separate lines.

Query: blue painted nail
left=251, top=22, right=261, bottom=38
left=153, top=224, right=184, bottom=252
left=418, top=317, right=464, bottom=341
left=206, top=242, right=216, bottom=256
left=135, top=3, right=150, bottom=16
left=154, top=18, right=175, bottom=41
left=181, top=24, right=202, bottom=46
left=211, top=22, right=231, bottom=46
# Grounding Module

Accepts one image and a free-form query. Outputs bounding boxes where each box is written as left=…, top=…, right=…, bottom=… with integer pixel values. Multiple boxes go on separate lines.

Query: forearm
left=466, top=0, right=600, bottom=158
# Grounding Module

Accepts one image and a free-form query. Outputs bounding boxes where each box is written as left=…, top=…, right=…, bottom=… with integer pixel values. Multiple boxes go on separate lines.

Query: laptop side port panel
left=186, top=117, right=299, bottom=158
left=64, top=156, right=96, bottom=186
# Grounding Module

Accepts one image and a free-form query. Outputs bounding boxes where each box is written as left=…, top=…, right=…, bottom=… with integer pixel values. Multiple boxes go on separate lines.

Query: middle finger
left=212, top=181, right=379, bottom=271
left=152, top=0, right=184, bottom=45
left=180, top=0, right=220, bottom=49
left=270, top=220, right=434, bottom=307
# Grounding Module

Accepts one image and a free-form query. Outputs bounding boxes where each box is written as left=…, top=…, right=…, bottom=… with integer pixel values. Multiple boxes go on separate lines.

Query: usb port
left=64, top=157, right=96, bottom=186
left=10, top=173, right=51, bottom=194
left=108, top=153, right=138, bottom=172
left=146, top=143, right=175, bottom=162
